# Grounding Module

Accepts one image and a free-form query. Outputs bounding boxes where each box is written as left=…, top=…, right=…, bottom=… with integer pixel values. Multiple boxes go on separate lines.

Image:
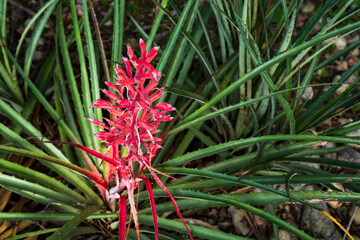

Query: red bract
left=83, top=39, right=193, bottom=240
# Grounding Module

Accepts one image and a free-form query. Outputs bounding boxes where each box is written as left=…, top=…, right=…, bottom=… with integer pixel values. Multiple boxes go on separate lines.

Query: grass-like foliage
left=0, top=0, right=360, bottom=239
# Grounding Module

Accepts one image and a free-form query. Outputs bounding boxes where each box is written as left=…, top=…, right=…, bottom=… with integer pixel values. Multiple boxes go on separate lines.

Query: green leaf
left=111, top=0, right=125, bottom=83
left=24, top=0, right=58, bottom=77
left=57, top=1, right=93, bottom=151
left=0, top=121, right=102, bottom=206
left=139, top=215, right=251, bottom=240
left=47, top=205, right=100, bottom=240
left=0, top=173, right=78, bottom=205
left=180, top=20, right=360, bottom=125
left=0, top=157, right=88, bottom=204
left=162, top=135, right=360, bottom=167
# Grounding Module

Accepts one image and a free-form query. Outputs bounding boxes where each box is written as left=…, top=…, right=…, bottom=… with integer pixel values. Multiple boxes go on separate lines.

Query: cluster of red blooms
left=86, top=39, right=192, bottom=240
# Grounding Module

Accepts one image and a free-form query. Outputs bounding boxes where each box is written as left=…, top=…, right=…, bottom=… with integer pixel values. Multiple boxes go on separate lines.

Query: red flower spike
left=85, top=39, right=192, bottom=239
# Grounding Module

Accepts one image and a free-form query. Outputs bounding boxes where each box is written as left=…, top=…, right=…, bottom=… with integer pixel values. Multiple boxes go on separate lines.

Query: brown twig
left=242, top=210, right=262, bottom=240
left=88, top=0, right=111, bottom=84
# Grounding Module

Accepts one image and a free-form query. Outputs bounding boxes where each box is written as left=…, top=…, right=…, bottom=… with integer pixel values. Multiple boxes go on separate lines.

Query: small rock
left=350, top=48, right=359, bottom=57
left=314, top=20, right=322, bottom=32
left=302, top=1, right=315, bottom=13
left=292, top=183, right=307, bottom=191
left=338, top=118, right=350, bottom=125
left=338, top=147, right=360, bottom=163
left=348, top=74, right=358, bottom=83
left=332, top=74, right=349, bottom=94
left=301, top=87, right=314, bottom=100
left=104, top=20, right=113, bottom=27
left=327, top=200, right=342, bottom=209
left=24, top=19, right=33, bottom=29
left=76, top=4, right=82, bottom=17
left=323, top=85, right=330, bottom=92
left=349, top=35, right=360, bottom=44
left=322, top=142, right=337, bottom=159
left=38, top=37, right=45, bottom=46
left=336, top=83, right=349, bottom=94
left=218, top=221, right=232, bottom=231
left=336, top=61, right=348, bottom=71
left=16, top=26, right=25, bottom=34
left=228, top=206, right=250, bottom=236
left=349, top=205, right=360, bottom=225
left=208, top=218, right=215, bottom=225
left=209, top=208, right=218, bottom=218
left=301, top=202, right=342, bottom=239
left=296, top=14, right=308, bottom=28
left=348, top=57, right=358, bottom=67
left=279, top=230, right=291, bottom=240
left=346, top=130, right=360, bottom=150
left=335, top=38, right=347, bottom=50
left=33, top=51, right=43, bottom=61
left=323, top=36, right=338, bottom=46
left=333, top=74, right=342, bottom=83
left=323, top=118, right=332, bottom=128
left=254, top=215, right=266, bottom=227
left=327, top=183, right=344, bottom=209
left=219, top=207, right=228, bottom=220
left=346, top=129, right=360, bottom=137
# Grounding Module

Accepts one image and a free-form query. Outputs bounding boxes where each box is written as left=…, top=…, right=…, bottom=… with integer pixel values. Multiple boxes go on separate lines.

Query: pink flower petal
left=90, top=99, right=113, bottom=109
left=102, top=89, right=120, bottom=102
left=122, top=57, right=132, bottom=78
left=87, top=118, right=109, bottom=129
left=149, top=87, right=165, bottom=102
left=105, top=81, right=121, bottom=95
left=139, top=38, right=146, bottom=59
left=146, top=46, right=159, bottom=63
left=154, top=102, right=176, bottom=111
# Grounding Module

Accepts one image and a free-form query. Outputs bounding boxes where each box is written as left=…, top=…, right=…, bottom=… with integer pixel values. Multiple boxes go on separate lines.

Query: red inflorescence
left=86, top=39, right=193, bottom=240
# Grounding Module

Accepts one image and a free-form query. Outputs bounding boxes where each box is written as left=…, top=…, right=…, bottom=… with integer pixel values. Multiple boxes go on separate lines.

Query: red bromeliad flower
left=85, top=39, right=193, bottom=240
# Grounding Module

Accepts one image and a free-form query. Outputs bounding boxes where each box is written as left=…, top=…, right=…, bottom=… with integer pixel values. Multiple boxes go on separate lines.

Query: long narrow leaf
left=47, top=205, right=99, bottom=240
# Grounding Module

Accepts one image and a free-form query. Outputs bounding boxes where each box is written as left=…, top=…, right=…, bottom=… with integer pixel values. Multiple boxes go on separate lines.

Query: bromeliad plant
left=2, top=0, right=360, bottom=239
left=68, top=39, right=193, bottom=239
